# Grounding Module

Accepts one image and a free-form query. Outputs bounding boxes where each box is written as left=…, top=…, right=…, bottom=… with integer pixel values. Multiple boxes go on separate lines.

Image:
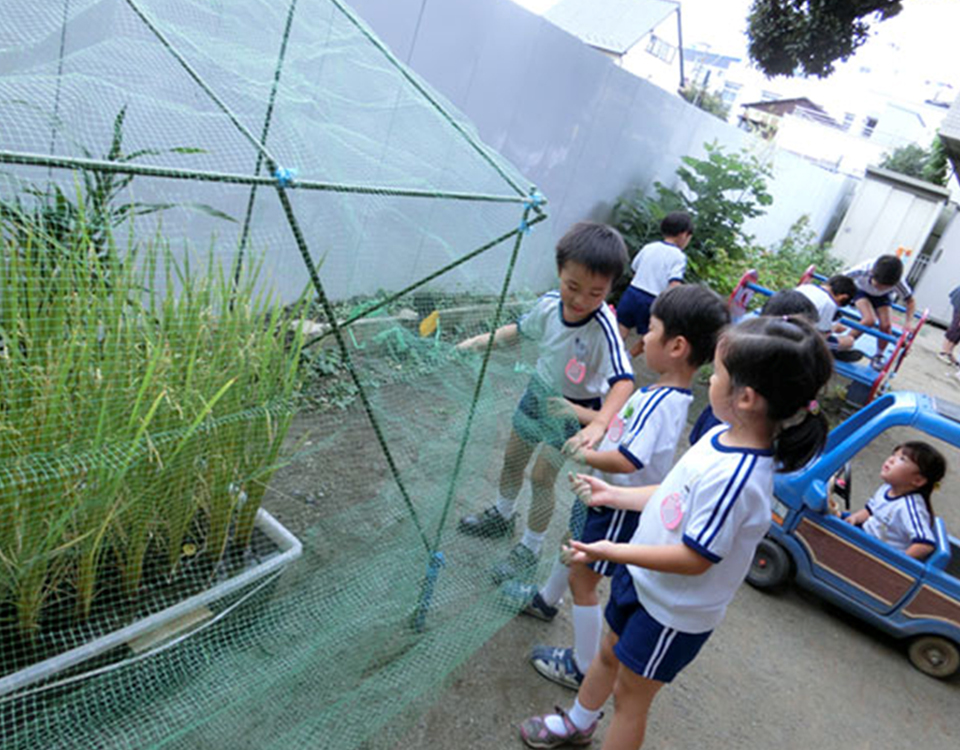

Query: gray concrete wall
left=351, top=0, right=853, bottom=288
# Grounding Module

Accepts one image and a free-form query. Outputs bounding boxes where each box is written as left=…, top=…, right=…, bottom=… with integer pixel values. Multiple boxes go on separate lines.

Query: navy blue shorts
left=852, top=289, right=892, bottom=310
left=605, top=566, right=712, bottom=683
left=567, top=499, right=640, bottom=577
left=616, top=286, right=656, bottom=335
left=513, top=378, right=601, bottom=450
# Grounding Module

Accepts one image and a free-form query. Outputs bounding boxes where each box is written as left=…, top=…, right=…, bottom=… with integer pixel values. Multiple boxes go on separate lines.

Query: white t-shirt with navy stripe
left=626, top=426, right=774, bottom=633
left=796, top=283, right=838, bottom=333
left=628, top=241, right=687, bottom=295
left=593, top=385, right=693, bottom=488
left=862, top=483, right=934, bottom=552
left=517, top=292, right=634, bottom=401
left=844, top=258, right=913, bottom=300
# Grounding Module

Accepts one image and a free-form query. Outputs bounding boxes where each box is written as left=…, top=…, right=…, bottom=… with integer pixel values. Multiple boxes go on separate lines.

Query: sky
left=510, top=0, right=960, bottom=97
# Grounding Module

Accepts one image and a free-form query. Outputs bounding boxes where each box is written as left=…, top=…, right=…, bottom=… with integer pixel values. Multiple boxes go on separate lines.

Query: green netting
left=0, top=1, right=590, bottom=748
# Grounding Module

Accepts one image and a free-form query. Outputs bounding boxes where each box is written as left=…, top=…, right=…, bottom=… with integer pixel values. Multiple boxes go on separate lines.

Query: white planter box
left=0, top=509, right=300, bottom=699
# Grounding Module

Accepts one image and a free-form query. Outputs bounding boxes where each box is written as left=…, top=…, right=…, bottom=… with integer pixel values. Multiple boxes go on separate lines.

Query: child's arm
left=568, top=472, right=658, bottom=512
left=569, top=379, right=634, bottom=449
left=844, top=508, right=870, bottom=526
left=565, top=444, right=637, bottom=475
left=547, top=398, right=598, bottom=427
left=905, top=541, right=935, bottom=560
left=457, top=323, right=518, bottom=351
left=565, top=539, right=712, bottom=576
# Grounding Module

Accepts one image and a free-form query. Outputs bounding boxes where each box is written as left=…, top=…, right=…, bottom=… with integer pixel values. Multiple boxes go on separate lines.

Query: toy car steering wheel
left=830, top=463, right=853, bottom=511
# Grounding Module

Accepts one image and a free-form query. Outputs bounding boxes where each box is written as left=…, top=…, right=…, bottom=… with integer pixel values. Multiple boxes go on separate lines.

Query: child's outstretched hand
left=562, top=539, right=616, bottom=565
left=571, top=421, right=605, bottom=451
left=568, top=472, right=615, bottom=507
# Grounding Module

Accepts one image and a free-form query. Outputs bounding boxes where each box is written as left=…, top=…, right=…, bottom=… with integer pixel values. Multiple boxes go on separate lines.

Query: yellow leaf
left=419, top=310, right=439, bottom=338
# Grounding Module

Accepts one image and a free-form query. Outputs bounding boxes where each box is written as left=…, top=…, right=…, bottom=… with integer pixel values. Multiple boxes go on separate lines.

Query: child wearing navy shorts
left=616, top=211, right=692, bottom=355
left=519, top=315, right=833, bottom=749
left=457, top=222, right=634, bottom=583
left=505, top=285, right=728, bottom=691
left=843, top=254, right=917, bottom=369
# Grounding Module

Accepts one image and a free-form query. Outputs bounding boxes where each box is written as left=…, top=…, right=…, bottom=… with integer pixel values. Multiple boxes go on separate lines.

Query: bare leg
left=527, top=445, right=564, bottom=533
left=876, top=306, right=892, bottom=356
left=499, top=429, right=536, bottom=501
left=601, top=665, right=664, bottom=750
left=569, top=562, right=603, bottom=606
left=577, top=630, right=621, bottom=712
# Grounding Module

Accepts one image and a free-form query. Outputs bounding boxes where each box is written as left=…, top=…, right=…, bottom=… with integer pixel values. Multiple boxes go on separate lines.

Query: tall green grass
left=0, top=220, right=305, bottom=637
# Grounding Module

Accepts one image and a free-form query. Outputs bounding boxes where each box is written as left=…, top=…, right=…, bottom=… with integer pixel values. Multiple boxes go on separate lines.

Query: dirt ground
left=379, top=322, right=960, bottom=750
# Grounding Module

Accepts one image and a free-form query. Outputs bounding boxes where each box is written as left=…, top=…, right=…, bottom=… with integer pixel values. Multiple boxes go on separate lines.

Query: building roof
left=682, top=48, right=740, bottom=70
left=740, top=97, right=839, bottom=127
left=544, top=0, right=679, bottom=56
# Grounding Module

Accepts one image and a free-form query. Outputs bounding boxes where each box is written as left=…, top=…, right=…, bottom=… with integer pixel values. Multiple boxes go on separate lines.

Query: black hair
left=826, top=274, right=856, bottom=301
left=660, top=211, right=694, bottom=238
left=872, top=255, right=903, bottom=287
left=719, top=315, right=833, bottom=472
left=894, top=441, right=946, bottom=514
left=760, top=290, right=818, bottom=324
left=651, top=284, right=729, bottom=367
left=555, top=221, right=628, bottom=280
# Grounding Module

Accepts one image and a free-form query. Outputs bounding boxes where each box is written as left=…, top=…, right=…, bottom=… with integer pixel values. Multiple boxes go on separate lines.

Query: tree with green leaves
left=878, top=135, right=948, bottom=187
left=747, top=0, right=902, bottom=78
left=614, top=142, right=773, bottom=283
left=680, top=85, right=731, bottom=121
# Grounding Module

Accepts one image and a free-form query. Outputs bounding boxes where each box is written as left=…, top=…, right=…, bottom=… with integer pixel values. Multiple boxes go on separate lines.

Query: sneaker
left=870, top=353, right=886, bottom=371
left=491, top=543, right=538, bottom=584
left=457, top=506, right=515, bottom=538
left=519, top=706, right=600, bottom=749
left=530, top=646, right=585, bottom=689
left=500, top=581, right=559, bottom=621
left=937, top=351, right=957, bottom=367
left=833, top=349, right=864, bottom=363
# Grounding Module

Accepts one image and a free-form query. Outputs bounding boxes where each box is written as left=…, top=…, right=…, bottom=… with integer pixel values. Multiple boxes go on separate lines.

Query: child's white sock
left=495, top=494, right=516, bottom=519
left=520, top=528, right=545, bottom=555
left=544, top=698, right=601, bottom=735
left=539, top=559, right=570, bottom=607
left=572, top=604, right=602, bottom=674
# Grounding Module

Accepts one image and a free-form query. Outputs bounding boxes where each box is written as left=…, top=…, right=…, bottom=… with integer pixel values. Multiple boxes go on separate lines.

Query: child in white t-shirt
left=518, top=315, right=833, bottom=750
left=616, top=212, right=692, bottom=355
left=504, top=285, right=729, bottom=691
left=457, top=222, right=634, bottom=583
left=843, top=442, right=946, bottom=560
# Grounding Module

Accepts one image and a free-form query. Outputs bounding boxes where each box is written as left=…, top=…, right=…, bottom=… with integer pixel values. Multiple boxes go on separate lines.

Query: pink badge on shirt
left=660, top=492, right=684, bottom=530
left=565, top=357, right=586, bottom=384
left=606, top=415, right=624, bottom=442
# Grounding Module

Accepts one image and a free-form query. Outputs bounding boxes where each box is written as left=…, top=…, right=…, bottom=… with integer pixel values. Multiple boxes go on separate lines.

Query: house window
left=862, top=116, right=878, bottom=138
left=842, top=112, right=855, bottom=131
left=646, top=35, right=676, bottom=64
left=720, top=81, right=742, bottom=106
left=760, top=89, right=780, bottom=102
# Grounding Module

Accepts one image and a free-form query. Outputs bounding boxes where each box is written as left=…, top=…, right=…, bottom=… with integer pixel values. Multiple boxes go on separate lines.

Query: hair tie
left=807, top=400, right=820, bottom=415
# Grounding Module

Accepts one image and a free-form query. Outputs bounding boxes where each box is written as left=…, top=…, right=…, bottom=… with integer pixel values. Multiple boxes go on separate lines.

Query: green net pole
left=123, top=0, right=281, bottom=169
left=0, top=151, right=525, bottom=204
left=49, top=0, right=71, bottom=162
left=303, top=212, right=547, bottom=349
left=233, top=0, right=300, bottom=291
left=271, top=183, right=434, bottom=555
left=327, top=0, right=531, bottom=201
left=412, top=188, right=545, bottom=631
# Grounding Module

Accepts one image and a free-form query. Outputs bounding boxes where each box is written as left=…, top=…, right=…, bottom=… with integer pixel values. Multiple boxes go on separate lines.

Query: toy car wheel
left=747, top=538, right=791, bottom=590
left=907, top=636, right=960, bottom=679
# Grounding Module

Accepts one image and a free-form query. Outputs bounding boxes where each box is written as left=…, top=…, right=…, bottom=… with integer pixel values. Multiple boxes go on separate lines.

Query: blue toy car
left=748, top=391, right=960, bottom=678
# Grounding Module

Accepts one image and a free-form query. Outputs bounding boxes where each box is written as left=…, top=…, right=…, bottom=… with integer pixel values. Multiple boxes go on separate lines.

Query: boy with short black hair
left=457, top=222, right=635, bottom=583
left=617, top=211, right=693, bottom=354
left=796, top=274, right=859, bottom=358
left=843, top=254, right=917, bottom=369
left=507, top=284, right=729, bottom=690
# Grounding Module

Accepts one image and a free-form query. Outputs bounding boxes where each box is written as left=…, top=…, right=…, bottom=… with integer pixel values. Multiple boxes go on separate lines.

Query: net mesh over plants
left=0, top=1, right=593, bottom=748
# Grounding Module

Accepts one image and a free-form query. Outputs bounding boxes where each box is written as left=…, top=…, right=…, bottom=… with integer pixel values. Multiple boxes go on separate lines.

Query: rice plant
left=0, top=213, right=305, bottom=640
